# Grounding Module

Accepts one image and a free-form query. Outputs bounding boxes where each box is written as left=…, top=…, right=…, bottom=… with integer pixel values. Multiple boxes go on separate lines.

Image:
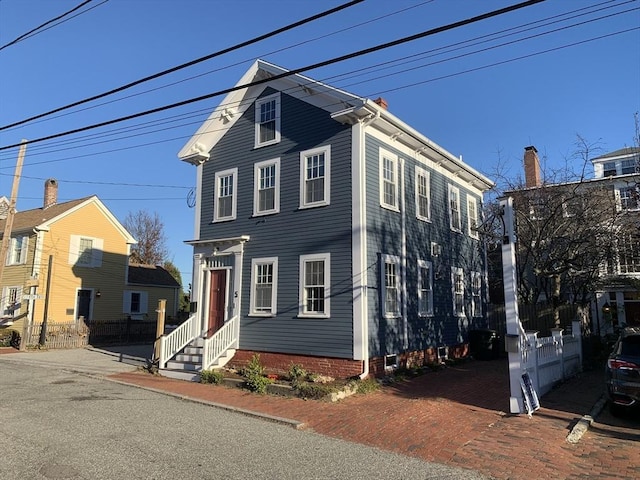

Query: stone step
left=165, top=360, right=199, bottom=371
left=175, top=353, right=202, bottom=363
left=159, top=368, right=200, bottom=382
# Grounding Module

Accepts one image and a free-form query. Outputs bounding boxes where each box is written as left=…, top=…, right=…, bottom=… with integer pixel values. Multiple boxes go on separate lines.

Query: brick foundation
left=229, top=344, right=470, bottom=379
left=229, top=350, right=364, bottom=379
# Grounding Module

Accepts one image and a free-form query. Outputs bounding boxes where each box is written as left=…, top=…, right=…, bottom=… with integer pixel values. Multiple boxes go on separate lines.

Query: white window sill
left=297, top=313, right=330, bottom=319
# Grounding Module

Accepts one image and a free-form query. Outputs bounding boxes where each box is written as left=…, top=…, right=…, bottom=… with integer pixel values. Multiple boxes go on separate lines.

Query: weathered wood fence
left=21, top=318, right=157, bottom=349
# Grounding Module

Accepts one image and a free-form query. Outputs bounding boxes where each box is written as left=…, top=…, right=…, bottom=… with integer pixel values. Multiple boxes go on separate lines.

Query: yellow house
left=0, top=179, right=179, bottom=336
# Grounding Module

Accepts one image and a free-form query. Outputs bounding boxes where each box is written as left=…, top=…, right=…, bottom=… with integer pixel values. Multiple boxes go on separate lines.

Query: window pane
left=383, top=157, right=396, bottom=207
left=385, top=262, right=398, bottom=314
left=218, top=174, right=234, bottom=217
left=417, top=174, right=429, bottom=218
left=259, top=100, right=276, bottom=143
left=304, top=260, right=325, bottom=313
left=78, top=238, right=93, bottom=265
left=305, top=154, right=325, bottom=204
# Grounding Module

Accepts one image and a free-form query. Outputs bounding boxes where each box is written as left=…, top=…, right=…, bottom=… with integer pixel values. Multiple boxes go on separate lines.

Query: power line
left=0, top=0, right=547, bottom=152
left=3, top=0, right=614, bottom=159
left=0, top=0, right=98, bottom=51
left=0, top=2, right=631, bottom=165
left=0, top=0, right=364, bottom=131
left=0, top=173, right=190, bottom=189
left=3, top=0, right=435, bottom=131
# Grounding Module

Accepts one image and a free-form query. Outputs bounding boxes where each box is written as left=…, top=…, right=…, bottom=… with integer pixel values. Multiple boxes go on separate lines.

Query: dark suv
left=605, top=326, right=640, bottom=415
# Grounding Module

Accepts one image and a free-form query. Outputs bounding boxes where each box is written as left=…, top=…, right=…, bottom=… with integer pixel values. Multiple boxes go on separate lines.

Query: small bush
left=0, top=330, right=20, bottom=348
left=356, top=377, right=380, bottom=394
left=200, top=369, right=225, bottom=384
left=288, top=362, right=307, bottom=382
left=295, top=381, right=336, bottom=400
left=242, top=354, right=271, bottom=394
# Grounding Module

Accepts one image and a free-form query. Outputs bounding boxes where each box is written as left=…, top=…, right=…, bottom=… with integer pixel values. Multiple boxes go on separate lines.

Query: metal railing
left=159, top=314, right=199, bottom=369
left=202, top=315, right=238, bottom=371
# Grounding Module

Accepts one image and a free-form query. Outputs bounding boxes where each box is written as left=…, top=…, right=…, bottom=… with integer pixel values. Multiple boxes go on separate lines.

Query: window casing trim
left=213, top=167, right=238, bottom=222
left=249, top=257, right=278, bottom=316
left=253, top=158, right=280, bottom=216
left=381, top=253, right=401, bottom=318
left=379, top=149, right=400, bottom=212
left=298, top=253, right=330, bottom=318
left=415, top=166, right=431, bottom=222
left=299, top=145, right=331, bottom=209
left=254, top=92, right=281, bottom=148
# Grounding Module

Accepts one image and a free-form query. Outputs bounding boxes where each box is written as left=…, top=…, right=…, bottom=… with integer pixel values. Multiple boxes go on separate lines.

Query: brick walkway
left=110, top=359, right=639, bottom=480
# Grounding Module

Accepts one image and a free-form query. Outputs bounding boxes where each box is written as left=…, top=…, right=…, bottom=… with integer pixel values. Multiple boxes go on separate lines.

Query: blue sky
left=1, top=0, right=639, bottom=287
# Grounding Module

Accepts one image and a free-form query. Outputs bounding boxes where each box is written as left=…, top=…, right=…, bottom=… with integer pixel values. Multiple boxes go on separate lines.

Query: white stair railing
left=159, top=314, right=199, bottom=369
left=202, top=315, right=239, bottom=371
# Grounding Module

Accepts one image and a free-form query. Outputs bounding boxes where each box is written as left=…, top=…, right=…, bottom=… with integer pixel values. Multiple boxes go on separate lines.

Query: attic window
left=255, top=92, right=281, bottom=148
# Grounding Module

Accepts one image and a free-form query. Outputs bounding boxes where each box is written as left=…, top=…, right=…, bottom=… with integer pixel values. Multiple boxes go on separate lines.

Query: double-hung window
left=380, top=150, right=399, bottom=210
left=69, top=235, right=103, bottom=267
left=214, top=168, right=238, bottom=222
left=449, top=185, right=461, bottom=232
left=1, top=286, right=21, bottom=317
left=415, top=167, right=431, bottom=221
left=300, top=146, right=330, bottom=208
left=618, top=186, right=640, bottom=211
left=299, top=254, right=330, bottom=317
left=7, top=236, right=28, bottom=265
left=471, top=272, right=482, bottom=317
left=254, top=159, right=280, bottom=215
left=467, top=196, right=479, bottom=238
left=452, top=267, right=465, bottom=316
left=123, top=290, right=148, bottom=317
left=250, top=257, right=278, bottom=315
left=381, top=254, right=401, bottom=318
left=255, top=93, right=281, bottom=147
left=418, top=260, right=433, bottom=317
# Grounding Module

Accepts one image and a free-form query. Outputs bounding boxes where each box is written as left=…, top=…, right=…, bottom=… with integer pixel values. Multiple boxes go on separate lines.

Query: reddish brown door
left=207, top=270, right=227, bottom=337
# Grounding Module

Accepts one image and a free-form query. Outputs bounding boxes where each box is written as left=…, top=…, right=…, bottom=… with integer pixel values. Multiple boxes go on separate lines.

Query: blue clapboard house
left=160, top=60, right=494, bottom=380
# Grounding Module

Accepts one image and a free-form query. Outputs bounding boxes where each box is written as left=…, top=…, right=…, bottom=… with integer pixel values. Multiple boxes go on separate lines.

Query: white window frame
left=299, top=145, right=331, bottom=208
left=1, top=286, right=21, bottom=317
left=68, top=235, right=103, bottom=267
left=6, top=236, right=28, bottom=265
left=418, top=259, right=433, bottom=317
left=452, top=267, right=465, bottom=317
left=254, top=92, right=281, bottom=148
left=249, top=257, right=278, bottom=316
left=380, top=149, right=399, bottom=211
left=381, top=254, right=401, bottom=318
left=449, top=185, right=462, bottom=232
left=617, top=185, right=640, bottom=211
left=471, top=271, right=482, bottom=318
left=299, top=253, right=330, bottom=318
left=415, top=167, right=431, bottom=222
left=123, top=290, right=148, bottom=318
left=214, top=168, right=238, bottom=222
left=253, top=158, right=280, bottom=216
left=467, top=196, right=479, bottom=239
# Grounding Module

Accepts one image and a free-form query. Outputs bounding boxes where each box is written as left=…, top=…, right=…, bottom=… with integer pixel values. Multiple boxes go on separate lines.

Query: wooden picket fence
left=21, top=318, right=157, bottom=349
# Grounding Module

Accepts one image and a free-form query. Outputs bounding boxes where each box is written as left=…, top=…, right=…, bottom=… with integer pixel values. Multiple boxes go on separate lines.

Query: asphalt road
left=0, top=362, right=488, bottom=480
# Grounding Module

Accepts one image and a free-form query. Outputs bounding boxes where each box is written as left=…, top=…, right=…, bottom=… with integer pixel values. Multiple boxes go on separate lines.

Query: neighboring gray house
left=161, top=59, right=494, bottom=380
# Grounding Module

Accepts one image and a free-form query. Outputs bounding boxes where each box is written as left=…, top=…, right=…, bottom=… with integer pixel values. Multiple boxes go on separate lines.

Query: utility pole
left=0, top=140, right=27, bottom=284
left=39, top=255, right=53, bottom=347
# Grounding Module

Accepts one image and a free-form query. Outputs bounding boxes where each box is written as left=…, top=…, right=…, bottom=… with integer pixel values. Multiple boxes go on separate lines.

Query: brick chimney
left=524, top=146, right=541, bottom=187
left=44, top=178, right=58, bottom=209
left=373, top=97, right=388, bottom=110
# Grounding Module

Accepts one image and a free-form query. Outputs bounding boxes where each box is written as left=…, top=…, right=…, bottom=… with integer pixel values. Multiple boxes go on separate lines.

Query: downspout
left=356, top=114, right=375, bottom=379
left=400, top=157, right=408, bottom=350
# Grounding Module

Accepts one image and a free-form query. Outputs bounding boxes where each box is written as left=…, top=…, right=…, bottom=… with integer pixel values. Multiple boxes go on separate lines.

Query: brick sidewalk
left=110, top=359, right=639, bottom=480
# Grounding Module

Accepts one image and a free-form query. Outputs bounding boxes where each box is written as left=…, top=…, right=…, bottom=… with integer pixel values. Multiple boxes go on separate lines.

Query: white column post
left=500, top=196, right=524, bottom=414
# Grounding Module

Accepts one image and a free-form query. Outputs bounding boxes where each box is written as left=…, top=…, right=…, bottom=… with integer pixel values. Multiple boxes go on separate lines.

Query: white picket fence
left=520, top=320, right=582, bottom=397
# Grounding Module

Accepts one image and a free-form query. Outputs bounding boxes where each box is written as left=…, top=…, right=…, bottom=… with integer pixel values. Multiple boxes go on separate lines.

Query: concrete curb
left=104, top=376, right=307, bottom=430
left=566, top=394, right=607, bottom=444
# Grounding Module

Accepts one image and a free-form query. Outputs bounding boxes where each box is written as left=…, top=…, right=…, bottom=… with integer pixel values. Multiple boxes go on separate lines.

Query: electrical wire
left=0, top=0, right=98, bottom=52
left=1, top=1, right=632, bottom=166
left=1, top=0, right=619, bottom=159
left=0, top=0, right=548, bottom=152
left=0, top=0, right=365, bottom=131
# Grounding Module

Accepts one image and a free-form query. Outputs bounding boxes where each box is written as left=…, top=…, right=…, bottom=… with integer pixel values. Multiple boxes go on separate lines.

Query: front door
left=207, top=270, right=227, bottom=337
left=76, top=289, right=92, bottom=322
